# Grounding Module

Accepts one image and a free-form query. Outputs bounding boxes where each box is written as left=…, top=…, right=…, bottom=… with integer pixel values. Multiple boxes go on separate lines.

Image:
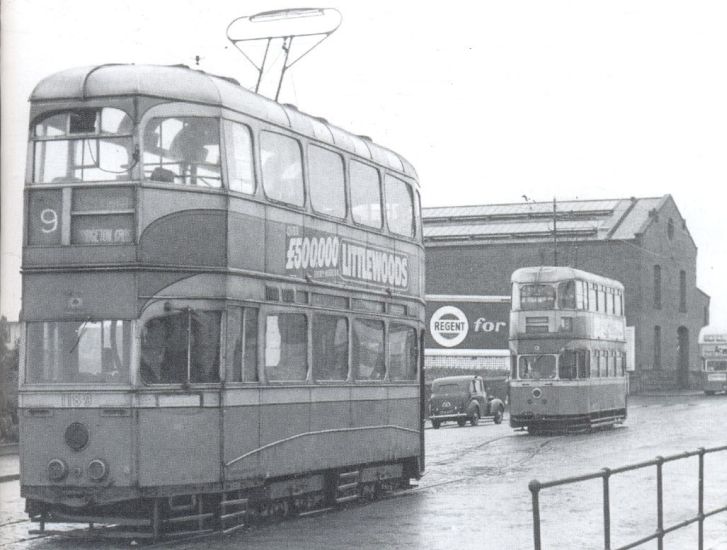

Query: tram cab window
left=308, top=145, right=346, bottom=219
left=518, top=355, right=556, bottom=380
left=33, top=108, right=134, bottom=183
left=140, top=310, right=221, bottom=384
left=26, top=320, right=131, bottom=383
left=226, top=307, right=258, bottom=382
left=264, top=313, right=307, bottom=381
left=224, top=121, right=255, bottom=194
left=144, top=117, right=221, bottom=187
left=353, top=319, right=385, bottom=380
left=520, top=285, right=556, bottom=310
left=558, top=281, right=576, bottom=309
left=260, top=131, right=304, bottom=207
left=312, top=315, right=348, bottom=381
left=384, top=175, right=414, bottom=237
left=350, top=160, right=383, bottom=228
left=388, top=324, right=418, bottom=381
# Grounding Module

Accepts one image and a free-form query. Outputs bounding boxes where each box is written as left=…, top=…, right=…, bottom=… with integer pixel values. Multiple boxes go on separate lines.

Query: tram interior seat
left=150, top=167, right=175, bottom=182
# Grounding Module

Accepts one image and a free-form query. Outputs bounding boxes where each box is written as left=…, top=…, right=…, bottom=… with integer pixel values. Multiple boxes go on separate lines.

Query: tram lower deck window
left=265, top=313, right=307, bottom=381
left=388, top=324, right=417, bottom=381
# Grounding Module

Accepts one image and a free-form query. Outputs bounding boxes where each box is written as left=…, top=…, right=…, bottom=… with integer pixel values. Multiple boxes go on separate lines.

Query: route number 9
left=40, top=208, right=58, bottom=233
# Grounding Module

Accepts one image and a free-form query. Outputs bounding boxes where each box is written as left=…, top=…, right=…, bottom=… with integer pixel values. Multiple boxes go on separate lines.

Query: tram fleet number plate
left=62, top=393, right=93, bottom=407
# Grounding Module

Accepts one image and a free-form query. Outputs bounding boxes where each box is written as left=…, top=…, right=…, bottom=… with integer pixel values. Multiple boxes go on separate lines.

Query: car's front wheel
left=493, top=407, right=504, bottom=424
left=470, top=408, right=480, bottom=426
left=431, top=419, right=441, bottom=429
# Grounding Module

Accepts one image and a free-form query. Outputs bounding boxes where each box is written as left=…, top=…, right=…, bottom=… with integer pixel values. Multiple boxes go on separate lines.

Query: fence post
left=529, top=479, right=542, bottom=550
left=698, top=447, right=705, bottom=550
left=602, top=468, right=611, bottom=550
left=656, top=456, right=664, bottom=550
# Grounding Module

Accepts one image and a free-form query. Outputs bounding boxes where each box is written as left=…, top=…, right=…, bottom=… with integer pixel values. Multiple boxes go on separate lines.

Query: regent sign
left=425, top=301, right=510, bottom=350
left=430, top=306, right=469, bottom=347
left=285, top=227, right=409, bottom=289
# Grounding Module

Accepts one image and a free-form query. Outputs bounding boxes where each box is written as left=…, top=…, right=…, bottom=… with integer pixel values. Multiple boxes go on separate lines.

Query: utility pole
left=552, top=197, right=558, bottom=266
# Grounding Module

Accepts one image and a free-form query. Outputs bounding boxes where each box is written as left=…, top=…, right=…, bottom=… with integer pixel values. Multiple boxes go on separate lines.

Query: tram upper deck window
left=309, top=145, right=345, bottom=218
left=140, top=309, right=221, bottom=384
left=520, top=284, right=556, bottom=310
left=25, top=320, right=131, bottom=384
left=224, top=120, right=255, bottom=194
left=385, top=175, right=414, bottom=237
left=558, top=280, right=576, bottom=309
left=260, top=131, right=304, bottom=207
left=32, top=108, right=133, bottom=183
left=350, top=160, right=382, bottom=228
left=144, top=117, right=221, bottom=187
left=518, top=355, right=556, bottom=380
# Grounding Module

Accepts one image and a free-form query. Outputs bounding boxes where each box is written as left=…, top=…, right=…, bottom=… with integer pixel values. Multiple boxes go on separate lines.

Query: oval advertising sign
left=429, top=306, right=469, bottom=348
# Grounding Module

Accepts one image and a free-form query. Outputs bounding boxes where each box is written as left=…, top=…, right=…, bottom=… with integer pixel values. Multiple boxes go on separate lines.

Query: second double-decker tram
left=19, top=64, right=425, bottom=536
left=509, top=266, right=628, bottom=433
left=699, top=328, right=727, bottom=395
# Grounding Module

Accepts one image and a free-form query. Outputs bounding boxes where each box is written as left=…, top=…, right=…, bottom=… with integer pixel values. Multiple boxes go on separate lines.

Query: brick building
left=423, top=195, right=710, bottom=392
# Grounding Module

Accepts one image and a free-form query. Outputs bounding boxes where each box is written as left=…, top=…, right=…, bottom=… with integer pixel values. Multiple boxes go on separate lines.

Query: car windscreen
left=432, top=383, right=463, bottom=394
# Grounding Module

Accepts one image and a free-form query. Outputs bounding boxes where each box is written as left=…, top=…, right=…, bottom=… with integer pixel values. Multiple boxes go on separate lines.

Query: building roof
left=424, top=195, right=690, bottom=245
left=29, top=64, right=418, bottom=180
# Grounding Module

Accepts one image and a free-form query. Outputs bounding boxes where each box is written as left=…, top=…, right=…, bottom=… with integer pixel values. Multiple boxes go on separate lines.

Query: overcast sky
left=3, top=0, right=727, bottom=327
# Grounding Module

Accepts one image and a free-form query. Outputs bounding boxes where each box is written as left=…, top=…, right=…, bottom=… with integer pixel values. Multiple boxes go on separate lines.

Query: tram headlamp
left=64, top=422, right=89, bottom=451
left=48, top=458, right=68, bottom=482
left=87, top=459, right=108, bottom=482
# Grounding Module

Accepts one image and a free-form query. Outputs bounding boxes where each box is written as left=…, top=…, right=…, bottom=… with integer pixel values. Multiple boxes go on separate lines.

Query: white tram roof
left=511, top=266, right=624, bottom=290
left=29, top=64, right=418, bottom=181
left=698, top=326, right=727, bottom=344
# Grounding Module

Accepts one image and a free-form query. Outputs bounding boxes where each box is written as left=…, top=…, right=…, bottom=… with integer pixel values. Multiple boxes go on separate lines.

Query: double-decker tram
left=508, top=267, right=628, bottom=433
left=698, top=328, right=727, bottom=395
left=19, top=64, right=425, bottom=538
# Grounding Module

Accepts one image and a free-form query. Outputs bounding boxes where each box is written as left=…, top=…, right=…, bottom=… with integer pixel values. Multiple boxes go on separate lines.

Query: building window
left=667, top=218, right=674, bottom=240
left=653, top=265, right=662, bottom=309
left=654, top=325, right=662, bottom=369
left=679, top=270, right=687, bottom=312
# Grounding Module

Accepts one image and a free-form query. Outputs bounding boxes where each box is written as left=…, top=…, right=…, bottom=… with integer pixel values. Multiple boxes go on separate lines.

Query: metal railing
left=529, top=444, right=727, bottom=550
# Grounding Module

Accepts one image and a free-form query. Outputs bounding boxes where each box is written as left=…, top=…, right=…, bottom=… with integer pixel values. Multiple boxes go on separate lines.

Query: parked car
left=429, top=375, right=505, bottom=429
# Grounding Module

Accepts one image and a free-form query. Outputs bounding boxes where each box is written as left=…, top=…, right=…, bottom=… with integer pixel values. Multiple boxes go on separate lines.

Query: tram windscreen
left=26, top=320, right=131, bottom=383
left=706, top=360, right=727, bottom=372
left=518, top=355, right=556, bottom=379
left=33, top=108, right=134, bottom=183
left=520, top=285, right=556, bottom=310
